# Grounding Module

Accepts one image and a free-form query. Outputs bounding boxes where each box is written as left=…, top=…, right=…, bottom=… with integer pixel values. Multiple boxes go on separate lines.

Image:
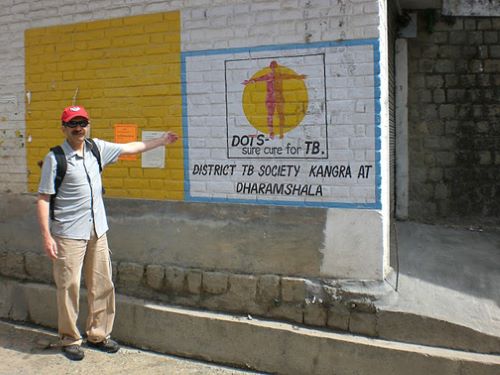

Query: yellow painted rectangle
left=25, top=11, right=183, bottom=201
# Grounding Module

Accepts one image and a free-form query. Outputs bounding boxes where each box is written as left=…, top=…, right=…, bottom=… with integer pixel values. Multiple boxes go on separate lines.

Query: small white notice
left=142, top=131, right=165, bottom=168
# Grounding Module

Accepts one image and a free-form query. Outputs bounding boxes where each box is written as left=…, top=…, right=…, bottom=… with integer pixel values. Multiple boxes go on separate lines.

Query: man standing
left=37, top=106, right=178, bottom=361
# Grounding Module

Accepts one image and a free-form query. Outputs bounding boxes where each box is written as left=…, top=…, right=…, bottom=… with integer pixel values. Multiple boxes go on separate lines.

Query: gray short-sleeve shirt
left=38, top=138, right=123, bottom=240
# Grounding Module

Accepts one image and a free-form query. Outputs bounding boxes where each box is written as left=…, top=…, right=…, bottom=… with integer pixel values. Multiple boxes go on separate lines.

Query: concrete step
left=1, top=278, right=499, bottom=375
left=0, top=319, right=261, bottom=375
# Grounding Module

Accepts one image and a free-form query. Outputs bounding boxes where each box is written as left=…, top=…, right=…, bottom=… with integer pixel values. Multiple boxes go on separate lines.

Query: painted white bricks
left=185, top=39, right=378, bottom=205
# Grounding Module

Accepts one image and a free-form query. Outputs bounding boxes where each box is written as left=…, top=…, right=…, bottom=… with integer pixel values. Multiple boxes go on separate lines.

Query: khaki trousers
left=53, top=231, right=115, bottom=346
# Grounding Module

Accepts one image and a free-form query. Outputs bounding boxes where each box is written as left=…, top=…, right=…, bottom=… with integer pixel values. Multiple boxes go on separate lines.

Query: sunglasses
left=63, top=120, right=89, bottom=128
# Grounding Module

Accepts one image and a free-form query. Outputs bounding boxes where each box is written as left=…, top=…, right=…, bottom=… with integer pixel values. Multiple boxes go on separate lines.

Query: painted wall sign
left=182, top=40, right=381, bottom=208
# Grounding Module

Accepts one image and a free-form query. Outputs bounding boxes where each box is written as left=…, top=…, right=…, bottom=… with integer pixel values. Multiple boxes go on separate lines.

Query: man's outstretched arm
left=120, top=131, right=179, bottom=155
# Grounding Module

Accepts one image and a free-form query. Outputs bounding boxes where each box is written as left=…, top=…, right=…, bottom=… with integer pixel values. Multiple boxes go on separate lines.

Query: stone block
left=165, top=266, right=185, bottom=294
left=0, top=252, right=7, bottom=275
left=495, top=153, right=500, bottom=165
left=435, top=59, right=455, bottom=73
left=327, top=304, right=350, bottom=331
left=9, top=283, right=29, bottom=321
left=479, top=151, right=491, bottom=165
left=303, top=303, right=327, bottom=327
left=437, top=150, right=453, bottom=169
left=24, top=283, right=58, bottom=329
left=426, top=75, right=444, bottom=88
left=410, top=75, right=425, bottom=88
left=0, top=278, right=11, bottom=318
left=437, top=201, right=450, bottom=216
left=0, top=252, right=25, bottom=279
left=464, top=19, right=477, bottom=30
left=419, top=59, right=435, bottom=73
left=200, top=274, right=260, bottom=315
left=420, top=44, right=438, bottom=58
left=202, top=271, right=228, bottom=295
left=423, top=137, right=440, bottom=150
left=477, top=19, right=492, bottom=30
left=117, top=262, right=144, bottom=287
left=432, top=31, right=449, bottom=44
left=146, top=264, right=165, bottom=290
left=455, top=58, right=469, bottom=74
left=444, top=120, right=458, bottom=135
left=186, top=270, right=202, bottom=294
left=477, top=74, right=492, bottom=87
left=476, top=121, right=490, bottom=133
left=428, top=120, right=444, bottom=136
left=439, top=104, right=456, bottom=119
left=484, top=59, right=500, bottom=74
left=281, top=277, right=306, bottom=303
left=424, top=153, right=436, bottom=167
left=444, top=74, right=458, bottom=88
left=470, top=60, right=484, bottom=74
left=466, top=31, right=483, bottom=45
left=347, top=299, right=376, bottom=314
left=416, top=88, right=432, bottom=103
left=438, top=46, right=461, bottom=59
left=484, top=31, right=498, bottom=45
left=428, top=167, right=443, bottom=182
left=256, top=274, right=280, bottom=304
left=269, top=303, right=303, bottom=324
left=490, top=46, right=500, bottom=59
left=228, top=274, right=257, bottom=301
left=423, top=105, right=438, bottom=120
left=435, top=183, right=448, bottom=200
left=460, top=74, right=476, bottom=88
left=349, top=312, right=377, bottom=337
left=447, top=89, right=466, bottom=103
left=448, top=31, right=466, bottom=44
left=432, top=89, right=445, bottom=103
left=25, top=252, right=52, bottom=284
left=477, top=45, right=488, bottom=59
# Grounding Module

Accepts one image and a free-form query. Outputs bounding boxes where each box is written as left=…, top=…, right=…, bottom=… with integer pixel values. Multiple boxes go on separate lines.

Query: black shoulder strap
left=86, top=138, right=102, bottom=173
left=49, top=146, right=67, bottom=221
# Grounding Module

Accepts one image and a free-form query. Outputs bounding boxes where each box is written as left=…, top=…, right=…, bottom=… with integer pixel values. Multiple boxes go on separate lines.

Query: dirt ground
left=0, top=319, right=264, bottom=375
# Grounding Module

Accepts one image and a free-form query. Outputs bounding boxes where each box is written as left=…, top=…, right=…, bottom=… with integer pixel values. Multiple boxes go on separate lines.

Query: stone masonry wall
left=0, top=250, right=388, bottom=339
left=407, top=13, right=500, bottom=224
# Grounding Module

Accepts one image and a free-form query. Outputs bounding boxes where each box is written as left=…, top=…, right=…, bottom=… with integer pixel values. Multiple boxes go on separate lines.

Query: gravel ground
left=0, top=320, right=265, bottom=375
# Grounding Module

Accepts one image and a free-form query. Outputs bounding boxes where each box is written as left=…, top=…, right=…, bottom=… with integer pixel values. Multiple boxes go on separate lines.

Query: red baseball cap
left=61, top=106, right=89, bottom=122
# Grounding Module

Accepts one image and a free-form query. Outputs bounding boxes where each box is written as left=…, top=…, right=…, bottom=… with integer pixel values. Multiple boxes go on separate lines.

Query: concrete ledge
left=1, top=279, right=499, bottom=375
left=377, top=310, right=500, bottom=355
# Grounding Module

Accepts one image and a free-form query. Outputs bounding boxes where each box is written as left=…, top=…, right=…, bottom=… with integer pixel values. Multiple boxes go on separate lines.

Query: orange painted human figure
left=243, top=61, right=306, bottom=139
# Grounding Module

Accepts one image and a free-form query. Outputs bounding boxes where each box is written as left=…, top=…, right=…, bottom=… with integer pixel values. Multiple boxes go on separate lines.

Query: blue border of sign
left=181, top=39, right=382, bottom=210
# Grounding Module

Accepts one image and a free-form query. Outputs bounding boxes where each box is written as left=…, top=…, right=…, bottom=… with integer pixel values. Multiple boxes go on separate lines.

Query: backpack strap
left=49, top=146, right=67, bottom=221
left=86, top=138, right=102, bottom=173
left=86, top=138, right=105, bottom=194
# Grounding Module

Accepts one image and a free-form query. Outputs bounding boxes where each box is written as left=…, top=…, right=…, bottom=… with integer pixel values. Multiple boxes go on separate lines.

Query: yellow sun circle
left=242, top=64, right=308, bottom=137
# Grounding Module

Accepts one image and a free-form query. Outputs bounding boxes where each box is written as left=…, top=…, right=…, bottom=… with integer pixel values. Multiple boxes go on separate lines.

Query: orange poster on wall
left=115, top=124, right=138, bottom=161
